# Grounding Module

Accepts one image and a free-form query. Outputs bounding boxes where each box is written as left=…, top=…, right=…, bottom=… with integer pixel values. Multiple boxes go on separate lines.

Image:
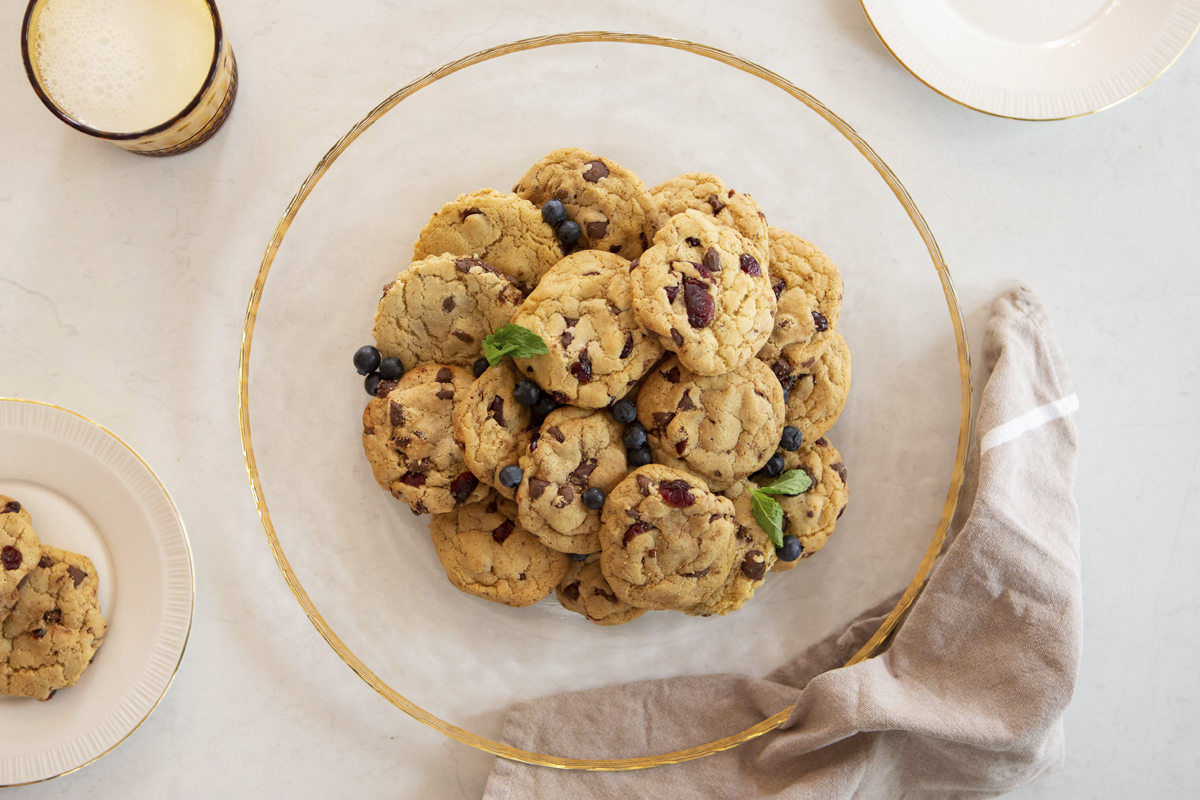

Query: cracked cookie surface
left=430, top=493, right=569, bottom=608
left=515, top=406, right=628, bottom=554
left=649, top=172, right=769, bottom=265
left=412, top=188, right=562, bottom=293
left=637, top=355, right=784, bottom=492
left=760, top=437, right=849, bottom=573
left=454, top=360, right=533, bottom=500
left=373, top=253, right=525, bottom=372
left=758, top=227, right=843, bottom=377
left=0, top=545, right=106, bottom=701
left=632, top=209, right=776, bottom=376
left=781, top=331, right=851, bottom=445
left=556, top=552, right=647, bottom=626
left=598, top=465, right=736, bottom=611
left=1, top=497, right=41, bottom=624
left=687, top=480, right=778, bottom=616
left=363, top=364, right=490, bottom=514
left=511, top=250, right=664, bottom=408
left=514, top=147, right=660, bottom=260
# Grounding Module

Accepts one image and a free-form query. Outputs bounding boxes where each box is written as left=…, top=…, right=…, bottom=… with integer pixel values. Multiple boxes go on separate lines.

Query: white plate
left=862, top=0, right=1200, bottom=119
left=0, top=399, right=193, bottom=787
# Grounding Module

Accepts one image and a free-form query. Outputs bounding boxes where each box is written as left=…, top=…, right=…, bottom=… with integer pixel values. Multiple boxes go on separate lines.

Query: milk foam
left=33, top=0, right=216, bottom=134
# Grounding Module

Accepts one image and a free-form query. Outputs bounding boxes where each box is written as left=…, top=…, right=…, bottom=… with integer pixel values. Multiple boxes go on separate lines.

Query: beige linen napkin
left=484, top=287, right=1080, bottom=799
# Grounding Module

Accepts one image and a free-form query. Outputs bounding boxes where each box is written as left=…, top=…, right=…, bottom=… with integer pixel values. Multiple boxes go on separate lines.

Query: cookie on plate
left=1, top=497, right=41, bottom=623
left=511, top=250, right=664, bottom=408
left=0, top=545, right=107, bottom=701
left=373, top=254, right=525, bottom=372
left=762, top=437, right=849, bottom=572
left=412, top=188, right=562, bottom=293
left=430, top=493, right=570, bottom=608
left=649, top=172, right=769, bottom=265
left=781, top=331, right=851, bottom=445
left=631, top=209, right=776, bottom=376
left=362, top=364, right=490, bottom=514
left=454, top=360, right=533, bottom=501
left=757, top=227, right=843, bottom=378
left=598, top=465, right=736, bottom=611
left=686, top=480, right=778, bottom=617
left=556, top=552, right=647, bottom=626
left=637, top=355, right=784, bottom=492
left=514, top=147, right=660, bottom=260
left=515, top=406, right=628, bottom=555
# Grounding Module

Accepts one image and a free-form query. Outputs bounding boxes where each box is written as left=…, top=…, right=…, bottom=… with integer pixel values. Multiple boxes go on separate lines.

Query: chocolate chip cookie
left=649, top=172, right=769, bottom=265
left=637, top=355, right=784, bottom=492
left=515, top=406, right=628, bottom=554
left=510, top=250, right=664, bottom=408
left=761, top=437, right=849, bottom=573
left=556, top=552, right=647, bottom=626
left=514, top=147, right=660, bottom=260
left=453, top=360, right=533, bottom=500
left=430, top=493, right=570, bottom=608
left=686, top=480, right=777, bottom=616
left=0, top=545, right=107, bottom=701
left=598, top=465, right=737, bottom=611
left=781, top=331, right=851, bottom=444
left=1, top=497, right=41, bottom=624
left=757, top=227, right=843, bottom=377
left=631, top=209, right=776, bottom=376
left=362, top=364, right=490, bottom=514
left=373, top=253, right=525, bottom=372
left=412, top=188, right=562, bottom=293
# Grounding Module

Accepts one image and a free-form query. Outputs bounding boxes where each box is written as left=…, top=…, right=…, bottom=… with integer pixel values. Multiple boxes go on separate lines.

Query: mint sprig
left=748, top=469, right=812, bottom=548
left=482, top=324, right=549, bottom=366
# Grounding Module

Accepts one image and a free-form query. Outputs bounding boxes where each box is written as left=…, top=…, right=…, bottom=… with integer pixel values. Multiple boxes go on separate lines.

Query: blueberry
left=473, top=357, right=489, bottom=378
left=555, top=220, right=581, bottom=247
left=499, top=465, right=523, bottom=488
left=628, top=446, right=652, bottom=468
left=622, top=422, right=647, bottom=450
left=364, top=372, right=382, bottom=396
left=353, top=345, right=381, bottom=375
left=764, top=453, right=785, bottom=477
left=780, top=426, right=802, bottom=451
left=611, top=399, right=636, bottom=424
left=378, top=357, right=404, bottom=381
left=532, top=394, right=558, bottom=418
left=582, top=487, right=606, bottom=510
left=569, top=552, right=590, bottom=562
left=777, top=534, right=802, bottom=562
left=513, top=380, right=542, bottom=406
left=541, top=199, right=567, bottom=228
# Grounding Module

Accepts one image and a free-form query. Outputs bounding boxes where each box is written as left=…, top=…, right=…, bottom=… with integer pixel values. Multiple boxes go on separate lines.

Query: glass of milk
left=20, top=0, right=237, bottom=156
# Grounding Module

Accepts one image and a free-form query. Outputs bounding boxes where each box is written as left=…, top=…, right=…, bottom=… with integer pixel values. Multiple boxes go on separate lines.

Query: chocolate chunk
left=564, top=317, right=578, bottom=328
left=375, top=379, right=398, bottom=397
left=625, top=507, right=643, bottom=520
left=67, top=565, right=87, bottom=587
left=739, top=254, right=762, bottom=277
left=620, top=332, right=634, bottom=359
left=436, top=367, right=453, bottom=382
left=685, top=237, right=701, bottom=247
left=837, top=505, right=847, bottom=519
left=455, top=257, right=492, bottom=274
left=771, top=359, right=793, bottom=382
left=450, top=472, right=480, bottom=503
left=735, top=526, right=751, bottom=543
left=624, top=522, right=656, bottom=545
left=414, top=500, right=428, bottom=515
left=682, top=568, right=709, bottom=579
left=39, top=555, right=53, bottom=569
left=585, top=220, right=609, bottom=239
left=563, top=581, right=581, bottom=601
left=662, top=366, right=681, bottom=383
left=528, top=477, right=551, bottom=499
left=560, top=330, right=574, bottom=349
left=677, top=392, right=695, bottom=410
left=583, top=160, right=609, bottom=182
left=488, top=395, right=506, bottom=426
left=380, top=280, right=396, bottom=300
left=486, top=499, right=499, bottom=514
left=772, top=279, right=785, bottom=300
left=553, top=392, right=570, bottom=405
left=570, top=349, right=592, bottom=384
left=568, top=458, right=598, bottom=486
left=710, top=514, right=723, bottom=523
left=815, top=437, right=829, bottom=447
left=670, top=328, right=684, bottom=346
left=442, top=296, right=456, bottom=313
left=664, top=284, right=679, bottom=304
left=706, top=194, right=725, bottom=214
left=594, top=588, right=618, bottom=603
left=492, top=520, right=515, bottom=544
left=652, top=411, right=676, bottom=430
left=802, top=357, right=816, bottom=368
left=43, top=608, right=62, bottom=625
left=1, top=546, right=20, bottom=571
left=2, top=501, right=20, bottom=514
left=610, top=245, right=622, bottom=253
left=802, top=468, right=816, bottom=491
left=831, top=462, right=848, bottom=484
left=703, top=247, right=720, bottom=273
left=389, top=401, right=405, bottom=427
left=636, top=474, right=653, bottom=496
left=460, top=207, right=482, bottom=220
left=741, top=551, right=767, bottom=580
left=529, top=429, right=541, bottom=452
left=546, top=426, right=565, bottom=443
left=812, top=311, right=829, bottom=332
left=640, top=232, right=649, bottom=250
left=436, top=388, right=455, bottom=400
left=556, top=484, right=575, bottom=506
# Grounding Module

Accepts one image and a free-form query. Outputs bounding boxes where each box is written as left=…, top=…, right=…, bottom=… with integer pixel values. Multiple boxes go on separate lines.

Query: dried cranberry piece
left=662, top=366, right=681, bottom=383
left=675, top=439, right=688, bottom=455
left=2, top=501, right=20, bottom=514
left=623, top=522, right=656, bottom=545
left=30, top=628, right=45, bottom=640
left=492, top=520, right=515, bottom=544
left=664, top=284, right=680, bottom=304
left=43, top=608, right=62, bottom=625
left=658, top=480, right=696, bottom=508
left=570, top=349, right=592, bottom=384
left=450, top=472, right=480, bottom=503
left=1, top=546, right=21, bottom=571
left=812, top=311, right=829, bottom=332
left=400, top=472, right=427, bottom=487
left=682, top=279, right=715, bottom=328
left=685, top=236, right=701, bottom=247
left=772, top=279, right=785, bottom=299
left=620, top=332, right=634, bottom=358
left=739, top=254, right=762, bottom=277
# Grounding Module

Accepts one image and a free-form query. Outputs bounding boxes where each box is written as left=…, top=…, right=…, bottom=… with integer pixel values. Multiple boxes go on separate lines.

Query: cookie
left=757, top=227, right=843, bottom=377
left=598, top=465, right=737, bottom=611
left=762, top=437, right=849, bottom=572
left=637, top=355, right=785, bottom=492
left=362, top=364, right=490, bottom=514
left=781, top=331, right=851, bottom=445
left=515, top=406, right=628, bottom=554
left=649, top=172, right=769, bottom=265
left=430, top=493, right=570, bottom=608
left=373, top=254, right=525, bottom=372
left=1, top=497, right=41, bottom=623
left=631, top=209, right=776, bottom=376
left=556, top=553, right=647, bottom=626
left=453, top=360, right=533, bottom=500
left=686, top=480, right=777, bottom=616
left=0, top=545, right=107, bottom=701
left=412, top=188, right=562, bottom=293
left=510, top=250, right=664, bottom=408
left=514, top=147, right=660, bottom=260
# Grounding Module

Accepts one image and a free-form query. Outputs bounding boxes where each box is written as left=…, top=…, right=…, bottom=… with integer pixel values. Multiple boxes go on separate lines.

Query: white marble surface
left=1, top=1, right=1197, bottom=797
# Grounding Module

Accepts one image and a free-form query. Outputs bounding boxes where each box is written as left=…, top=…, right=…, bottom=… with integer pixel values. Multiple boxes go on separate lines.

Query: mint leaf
left=481, top=324, right=549, bottom=366
left=750, top=489, right=784, bottom=548
left=756, top=469, right=812, bottom=497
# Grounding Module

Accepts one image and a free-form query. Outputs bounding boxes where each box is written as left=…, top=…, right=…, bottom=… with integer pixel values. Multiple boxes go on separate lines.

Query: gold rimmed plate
left=0, top=399, right=194, bottom=786
left=239, top=32, right=971, bottom=770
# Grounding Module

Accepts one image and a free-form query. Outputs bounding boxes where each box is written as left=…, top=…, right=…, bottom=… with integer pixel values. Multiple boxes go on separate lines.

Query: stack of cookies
left=0, top=496, right=107, bottom=700
left=359, top=147, right=850, bottom=625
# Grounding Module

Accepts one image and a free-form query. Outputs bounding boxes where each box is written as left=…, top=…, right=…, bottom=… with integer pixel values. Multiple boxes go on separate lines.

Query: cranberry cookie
left=650, top=172, right=769, bottom=265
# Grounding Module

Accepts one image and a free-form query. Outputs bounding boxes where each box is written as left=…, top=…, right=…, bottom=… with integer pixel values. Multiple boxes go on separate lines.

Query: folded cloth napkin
left=484, top=287, right=1081, bottom=799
